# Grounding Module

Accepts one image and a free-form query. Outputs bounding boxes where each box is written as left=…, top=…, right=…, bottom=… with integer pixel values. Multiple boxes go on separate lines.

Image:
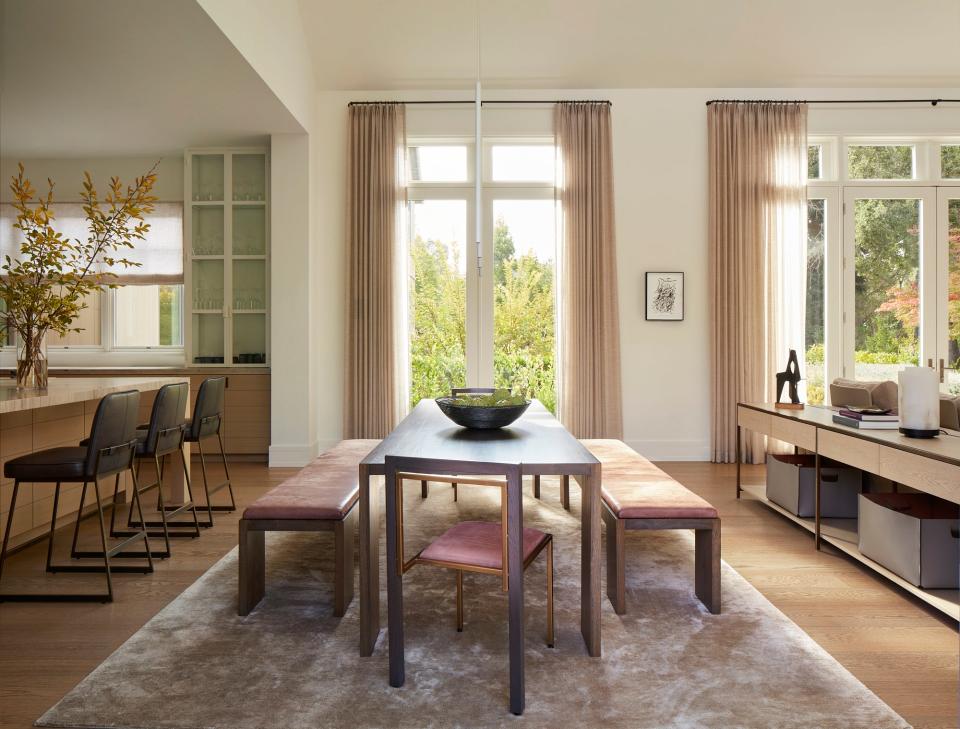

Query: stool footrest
left=48, top=562, right=152, bottom=574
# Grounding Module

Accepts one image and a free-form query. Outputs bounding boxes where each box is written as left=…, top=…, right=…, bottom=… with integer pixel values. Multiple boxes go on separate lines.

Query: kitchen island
left=0, top=376, right=190, bottom=551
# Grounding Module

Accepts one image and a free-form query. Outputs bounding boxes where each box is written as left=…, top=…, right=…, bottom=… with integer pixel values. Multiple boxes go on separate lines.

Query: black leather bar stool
left=77, top=382, right=200, bottom=559
left=0, top=390, right=152, bottom=602
left=184, top=376, right=235, bottom=527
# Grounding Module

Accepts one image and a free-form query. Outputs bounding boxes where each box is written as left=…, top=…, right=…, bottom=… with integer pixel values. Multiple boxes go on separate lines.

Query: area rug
left=37, top=477, right=909, bottom=729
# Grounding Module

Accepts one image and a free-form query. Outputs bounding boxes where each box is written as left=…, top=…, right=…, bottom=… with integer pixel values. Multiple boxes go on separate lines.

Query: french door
left=405, top=186, right=558, bottom=411
left=935, top=189, right=960, bottom=393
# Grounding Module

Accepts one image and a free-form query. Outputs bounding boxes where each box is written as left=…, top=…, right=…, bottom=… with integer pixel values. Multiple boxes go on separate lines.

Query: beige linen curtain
left=344, top=103, right=407, bottom=438
left=709, top=102, right=808, bottom=463
left=555, top=102, right=623, bottom=438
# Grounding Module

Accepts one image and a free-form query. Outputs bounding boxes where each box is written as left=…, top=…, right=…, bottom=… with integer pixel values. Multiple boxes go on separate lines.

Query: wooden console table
left=737, top=401, right=960, bottom=621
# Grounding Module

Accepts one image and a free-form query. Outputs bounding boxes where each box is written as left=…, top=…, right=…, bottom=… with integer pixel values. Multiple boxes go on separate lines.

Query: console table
left=737, top=401, right=960, bottom=621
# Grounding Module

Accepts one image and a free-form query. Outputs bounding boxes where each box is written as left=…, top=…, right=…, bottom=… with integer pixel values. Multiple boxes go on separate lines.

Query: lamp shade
left=898, top=367, right=939, bottom=435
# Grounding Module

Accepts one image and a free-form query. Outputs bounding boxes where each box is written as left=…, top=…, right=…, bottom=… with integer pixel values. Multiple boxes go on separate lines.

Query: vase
left=16, top=329, right=49, bottom=389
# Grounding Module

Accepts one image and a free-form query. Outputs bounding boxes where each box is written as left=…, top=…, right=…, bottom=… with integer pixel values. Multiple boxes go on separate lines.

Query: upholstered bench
left=237, top=439, right=379, bottom=616
left=580, top=439, right=721, bottom=615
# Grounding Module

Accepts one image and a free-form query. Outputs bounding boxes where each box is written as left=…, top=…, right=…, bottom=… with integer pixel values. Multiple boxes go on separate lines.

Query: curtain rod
left=705, top=98, right=960, bottom=107
left=347, top=99, right=611, bottom=107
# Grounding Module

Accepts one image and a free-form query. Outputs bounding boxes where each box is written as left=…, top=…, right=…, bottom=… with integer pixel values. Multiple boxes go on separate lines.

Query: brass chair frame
left=394, top=470, right=553, bottom=646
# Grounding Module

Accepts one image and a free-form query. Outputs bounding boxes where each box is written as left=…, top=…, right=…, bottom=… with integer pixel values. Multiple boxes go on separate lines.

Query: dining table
left=357, top=398, right=602, bottom=714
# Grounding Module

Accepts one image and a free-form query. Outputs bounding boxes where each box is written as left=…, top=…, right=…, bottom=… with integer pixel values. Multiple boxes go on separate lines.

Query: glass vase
left=16, top=329, right=49, bottom=389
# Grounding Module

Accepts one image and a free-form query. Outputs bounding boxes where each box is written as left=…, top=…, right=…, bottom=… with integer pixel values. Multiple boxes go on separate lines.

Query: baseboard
left=268, top=441, right=320, bottom=468
left=623, top=438, right=711, bottom=462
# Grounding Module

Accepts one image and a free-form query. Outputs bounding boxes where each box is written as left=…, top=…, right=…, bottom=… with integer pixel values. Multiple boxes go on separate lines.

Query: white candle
left=898, top=367, right=939, bottom=433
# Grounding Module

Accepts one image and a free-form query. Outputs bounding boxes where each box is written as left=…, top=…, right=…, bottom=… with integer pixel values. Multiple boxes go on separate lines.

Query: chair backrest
left=143, top=382, right=190, bottom=456
left=84, top=390, right=141, bottom=477
left=189, top=376, right=226, bottom=440
left=384, top=455, right=521, bottom=587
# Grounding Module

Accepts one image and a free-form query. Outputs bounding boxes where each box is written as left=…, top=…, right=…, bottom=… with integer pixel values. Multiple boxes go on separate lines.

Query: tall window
left=405, top=139, right=558, bottom=411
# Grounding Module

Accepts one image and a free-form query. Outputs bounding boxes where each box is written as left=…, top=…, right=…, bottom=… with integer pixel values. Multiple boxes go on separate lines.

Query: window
left=807, top=145, right=822, bottom=180
left=491, top=145, right=555, bottom=182
left=941, top=145, right=960, bottom=179
left=115, top=285, right=184, bottom=347
left=405, top=139, right=558, bottom=411
left=0, top=201, right=185, bottom=362
left=408, top=145, right=468, bottom=182
left=847, top=144, right=914, bottom=179
left=805, top=198, right=825, bottom=404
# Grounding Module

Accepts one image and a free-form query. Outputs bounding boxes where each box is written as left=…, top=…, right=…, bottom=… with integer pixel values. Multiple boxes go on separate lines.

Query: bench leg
left=602, top=507, right=626, bottom=614
left=560, top=475, right=570, bottom=511
left=238, top=520, right=265, bottom=616
left=421, top=479, right=428, bottom=499
left=533, top=475, right=541, bottom=499
left=334, top=509, right=356, bottom=617
left=695, top=520, right=721, bottom=614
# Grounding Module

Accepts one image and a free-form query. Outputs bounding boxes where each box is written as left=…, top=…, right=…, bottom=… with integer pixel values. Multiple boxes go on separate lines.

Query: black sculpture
left=775, top=349, right=803, bottom=409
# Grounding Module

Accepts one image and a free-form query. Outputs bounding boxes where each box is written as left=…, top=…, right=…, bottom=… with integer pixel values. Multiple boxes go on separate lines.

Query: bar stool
left=0, top=390, right=152, bottom=602
left=85, top=382, right=200, bottom=558
left=185, top=376, right=235, bottom=527
left=386, top=456, right=554, bottom=715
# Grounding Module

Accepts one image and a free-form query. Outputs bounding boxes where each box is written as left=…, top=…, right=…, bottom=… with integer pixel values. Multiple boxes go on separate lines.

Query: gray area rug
left=37, top=478, right=909, bottom=729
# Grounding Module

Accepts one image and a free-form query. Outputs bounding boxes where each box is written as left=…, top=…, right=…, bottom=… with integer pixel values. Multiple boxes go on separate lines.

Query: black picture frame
left=645, top=272, right=684, bottom=321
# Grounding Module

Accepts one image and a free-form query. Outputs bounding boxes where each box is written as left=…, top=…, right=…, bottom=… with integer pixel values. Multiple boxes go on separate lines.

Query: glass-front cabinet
left=184, top=149, right=270, bottom=366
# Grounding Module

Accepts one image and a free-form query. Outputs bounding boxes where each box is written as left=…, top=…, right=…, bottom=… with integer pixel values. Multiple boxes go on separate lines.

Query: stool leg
left=216, top=433, right=236, bottom=512
left=180, top=447, right=202, bottom=537
left=0, top=482, right=20, bottom=587
left=128, top=469, right=155, bottom=573
left=92, top=480, right=114, bottom=602
left=546, top=539, right=554, bottom=648
left=197, top=440, right=215, bottom=527
left=456, top=570, right=464, bottom=632
left=153, top=454, right=172, bottom=558
left=109, top=473, right=122, bottom=538
left=70, top=481, right=89, bottom=558
left=45, top=483, right=61, bottom=573
left=126, top=460, right=141, bottom=530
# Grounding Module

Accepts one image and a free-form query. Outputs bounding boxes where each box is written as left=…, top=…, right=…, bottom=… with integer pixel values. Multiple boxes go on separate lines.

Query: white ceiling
left=0, top=0, right=302, bottom=158
left=298, top=0, right=960, bottom=90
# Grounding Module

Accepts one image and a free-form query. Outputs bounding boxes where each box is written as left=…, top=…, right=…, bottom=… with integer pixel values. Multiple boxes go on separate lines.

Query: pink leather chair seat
left=242, top=440, right=380, bottom=520
left=419, top=521, right=549, bottom=570
left=581, top=439, right=718, bottom=520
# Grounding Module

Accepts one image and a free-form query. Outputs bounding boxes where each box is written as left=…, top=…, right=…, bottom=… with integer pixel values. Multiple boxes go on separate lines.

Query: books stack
left=832, top=408, right=900, bottom=430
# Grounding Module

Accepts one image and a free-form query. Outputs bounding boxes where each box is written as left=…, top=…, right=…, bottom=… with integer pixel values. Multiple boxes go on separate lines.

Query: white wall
left=312, top=87, right=960, bottom=460
left=0, top=156, right=183, bottom=203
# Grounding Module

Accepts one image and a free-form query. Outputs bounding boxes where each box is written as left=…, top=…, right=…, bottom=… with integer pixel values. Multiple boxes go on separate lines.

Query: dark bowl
left=435, top=397, right=531, bottom=429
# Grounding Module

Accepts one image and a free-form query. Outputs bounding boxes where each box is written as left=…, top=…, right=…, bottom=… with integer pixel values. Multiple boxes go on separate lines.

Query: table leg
left=384, top=463, right=405, bottom=687
left=358, top=465, right=381, bottom=656
left=507, top=469, right=525, bottom=715
left=580, top=463, right=602, bottom=657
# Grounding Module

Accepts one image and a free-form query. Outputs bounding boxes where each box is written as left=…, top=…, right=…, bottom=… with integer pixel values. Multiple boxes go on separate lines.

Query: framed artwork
left=645, top=272, right=684, bottom=321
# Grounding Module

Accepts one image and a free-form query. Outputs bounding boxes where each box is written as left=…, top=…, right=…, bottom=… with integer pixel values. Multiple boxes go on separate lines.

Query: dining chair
left=0, top=390, right=152, bottom=602
left=385, top=455, right=553, bottom=714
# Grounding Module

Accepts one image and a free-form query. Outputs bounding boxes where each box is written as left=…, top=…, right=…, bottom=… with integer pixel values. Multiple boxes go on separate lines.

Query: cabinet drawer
left=818, top=429, right=879, bottom=474
left=879, top=446, right=960, bottom=505
left=770, top=417, right=817, bottom=451
left=738, top=406, right=771, bottom=436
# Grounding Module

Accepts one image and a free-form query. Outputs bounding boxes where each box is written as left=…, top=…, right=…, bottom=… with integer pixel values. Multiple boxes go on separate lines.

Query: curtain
left=0, top=202, right=183, bottom=284
left=555, top=102, right=623, bottom=438
left=344, top=102, right=407, bottom=438
left=708, top=102, right=808, bottom=463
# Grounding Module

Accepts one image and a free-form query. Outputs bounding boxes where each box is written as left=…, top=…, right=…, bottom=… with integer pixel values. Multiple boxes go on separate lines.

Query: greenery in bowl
left=446, top=389, right=528, bottom=408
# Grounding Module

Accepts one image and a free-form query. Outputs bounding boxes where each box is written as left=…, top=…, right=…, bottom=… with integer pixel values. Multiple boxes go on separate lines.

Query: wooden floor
left=0, top=461, right=956, bottom=729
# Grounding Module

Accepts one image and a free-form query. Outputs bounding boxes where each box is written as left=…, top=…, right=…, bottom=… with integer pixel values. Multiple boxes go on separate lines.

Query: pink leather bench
left=580, top=439, right=721, bottom=615
left=237, top=439, right=379, bottom=616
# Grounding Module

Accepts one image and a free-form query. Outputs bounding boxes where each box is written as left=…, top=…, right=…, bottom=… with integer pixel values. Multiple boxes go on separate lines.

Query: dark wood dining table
left=356, top=399, right=602, bottom=712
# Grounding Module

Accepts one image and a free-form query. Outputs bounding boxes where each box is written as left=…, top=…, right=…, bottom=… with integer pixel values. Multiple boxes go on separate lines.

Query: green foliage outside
left=848, top=145, right=913, bottom=179
left=807, top=145, right=821, bottom=179
left=408, top=216, right=556, bottom=412
left=158, top=285, right=179, bottom=346
left=941, top=145, right=960, bottom=179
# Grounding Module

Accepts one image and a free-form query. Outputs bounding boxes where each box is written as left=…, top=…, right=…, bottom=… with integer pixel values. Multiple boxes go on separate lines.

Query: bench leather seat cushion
left=242, top=439, right=380, bottom=520
left=581, top=439, right=718, bottom=520
left=419, top=521, right=549, bottom=570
